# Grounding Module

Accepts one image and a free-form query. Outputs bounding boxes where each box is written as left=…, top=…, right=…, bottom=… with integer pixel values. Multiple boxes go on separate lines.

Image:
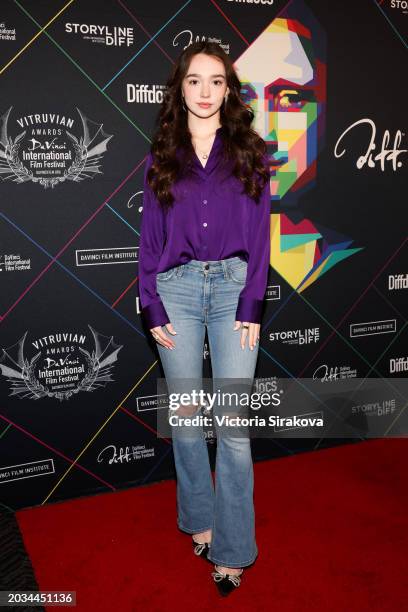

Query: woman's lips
left=197, top=103, right=212, bottom=108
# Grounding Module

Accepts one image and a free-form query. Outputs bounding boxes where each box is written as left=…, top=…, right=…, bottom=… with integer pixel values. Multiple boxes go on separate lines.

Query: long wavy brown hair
left=146, top=41, right=269, bottom=210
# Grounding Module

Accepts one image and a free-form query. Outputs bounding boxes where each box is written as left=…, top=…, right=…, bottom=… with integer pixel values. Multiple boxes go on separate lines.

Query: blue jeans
left=155, top=256, right=259, bottom=568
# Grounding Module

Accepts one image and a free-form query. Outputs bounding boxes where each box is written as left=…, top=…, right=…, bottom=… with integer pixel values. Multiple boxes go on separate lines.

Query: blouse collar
left=191, top=126, right=225, bottom=175
left=176, top=126, right=226, bottom=176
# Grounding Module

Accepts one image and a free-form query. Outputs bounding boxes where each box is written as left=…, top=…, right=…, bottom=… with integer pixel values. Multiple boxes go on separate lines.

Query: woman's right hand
left=150, top=323, right=177, bottom=349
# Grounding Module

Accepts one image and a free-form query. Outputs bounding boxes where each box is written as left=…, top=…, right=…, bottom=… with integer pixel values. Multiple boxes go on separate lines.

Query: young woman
left=138, top=41, right=271, bottom=596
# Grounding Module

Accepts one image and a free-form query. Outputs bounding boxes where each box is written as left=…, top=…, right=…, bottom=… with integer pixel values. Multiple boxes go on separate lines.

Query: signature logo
left=312, top=364, right=340, bottom=382
left=97, top=444, right=155, bottom=463
left=334, top=118, right=407, bottom=171
left=97, top=445, right=137, bottom=464
left=173, top=30, right=230, bottom=54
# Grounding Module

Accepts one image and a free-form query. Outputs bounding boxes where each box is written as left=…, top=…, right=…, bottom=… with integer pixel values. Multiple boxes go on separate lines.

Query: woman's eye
left=187, top=79, right=224, bottom=85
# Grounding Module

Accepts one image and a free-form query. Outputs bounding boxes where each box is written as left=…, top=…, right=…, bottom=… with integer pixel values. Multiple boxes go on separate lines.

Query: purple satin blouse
left=138, top=126, right=271, bottom=329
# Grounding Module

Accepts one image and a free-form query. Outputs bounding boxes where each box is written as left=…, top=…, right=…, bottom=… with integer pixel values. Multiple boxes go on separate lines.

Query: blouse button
left=203, top=222, right=207, bottom=227
left=203, top=199, right=207, bottom=204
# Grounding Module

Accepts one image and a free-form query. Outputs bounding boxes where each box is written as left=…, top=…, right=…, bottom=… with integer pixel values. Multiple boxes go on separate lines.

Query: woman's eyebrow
left=185, top=73, right=226, bottom=78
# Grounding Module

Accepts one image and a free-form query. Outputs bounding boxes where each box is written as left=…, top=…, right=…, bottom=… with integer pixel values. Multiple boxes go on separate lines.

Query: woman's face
left=182, top=52, right=229, bottom=120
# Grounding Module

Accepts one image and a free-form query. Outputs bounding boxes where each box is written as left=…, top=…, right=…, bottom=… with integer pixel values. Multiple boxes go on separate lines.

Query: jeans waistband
left=182, top=256, right=246, bottom=273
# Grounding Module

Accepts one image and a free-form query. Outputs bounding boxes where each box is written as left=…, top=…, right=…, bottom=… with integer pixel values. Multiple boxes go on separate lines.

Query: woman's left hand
left=234, top=321, right=260, bottom=350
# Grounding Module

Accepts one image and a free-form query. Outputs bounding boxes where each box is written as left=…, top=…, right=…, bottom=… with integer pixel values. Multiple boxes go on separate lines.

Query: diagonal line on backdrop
left=113, top=0, right=406, bottom=416
left=5, top=0, right=283, bottom=323
left=258, top=343, right=365, bottom=444
left=295, top=285, right=407, bottom=399
left=372, top=283, right=408, bottom=325
left=116, top=0, right=176, bottom=65
left=208, top=0, right=296, bottom=45
left=137, top=446, right=174, bottom=486
left=0, top=363, right=178, bottom=501
left=105, top=203, right=140, bottom=237
left=103, top=0, right=193, bottom=90
left=0, top=212, right=176, bottom=477
left=313, top=320, right=407, bottom=449
left=0, top=501, right=15, bottom=513
left=0, top=158, right=146, bottom=323
left=0, top=210, right=145, bottom=337
left=107, top=0, right=295, bottom=90
left=2, top=230, right=403, bottom=475
left=257, top=319, right=407, bottom=449
left=290, top=238, right=407, bottom=379
left=260, top=238, right=408, bottom=395
left=120, top=405, right=171, bottom=445
left=254, top=237, right=408, bottom=448
left=0, top=423, right=12, bottom=439
left=10, top=0, right=402, bottom=388
left=4, top=0, right=405, bottom=489
left=384, top=399, right=408, bottom=437
left=0, top=412, right=116, bottom=491
left=0, top=0, right=76, bottom=75
left=41, top=359, right=163, bottom=503
left=9, top=0, right=151, bottom=141
left=207, top=0, right=251, bottom=45
left=0, top=211, right=188, bottom=496
left=373, top=0, right=408, bottom=50
left=8, top=0, right=403, bottom=357
left=111, top=276, right=139, bottom=309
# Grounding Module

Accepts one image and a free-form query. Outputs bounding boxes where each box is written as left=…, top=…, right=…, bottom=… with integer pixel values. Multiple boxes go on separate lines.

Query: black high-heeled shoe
left=211, top=565, right=244, bottom=596
left=192, top=536, right=211, bottom=560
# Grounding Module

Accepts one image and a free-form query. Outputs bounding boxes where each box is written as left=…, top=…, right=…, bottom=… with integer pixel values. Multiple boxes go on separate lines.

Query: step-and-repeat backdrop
left=1, top=0, right=406, bottom=511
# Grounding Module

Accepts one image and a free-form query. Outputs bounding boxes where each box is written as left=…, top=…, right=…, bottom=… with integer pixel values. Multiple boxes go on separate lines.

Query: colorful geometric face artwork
left=235, top=12, right=362, bottom=292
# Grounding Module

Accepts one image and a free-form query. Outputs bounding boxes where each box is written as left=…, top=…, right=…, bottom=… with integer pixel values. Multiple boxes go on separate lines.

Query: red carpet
left=16, top=439, right=407, bottom=611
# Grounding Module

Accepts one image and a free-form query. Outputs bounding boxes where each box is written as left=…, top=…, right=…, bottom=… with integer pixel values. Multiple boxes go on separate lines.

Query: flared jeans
left=155, top=256, right=259, bottom=568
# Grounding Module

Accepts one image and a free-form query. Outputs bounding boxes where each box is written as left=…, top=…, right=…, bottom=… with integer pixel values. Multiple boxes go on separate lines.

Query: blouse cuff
left=141, top=300, right=170, bottom=330
left=235, top=296, right=264, bottom=325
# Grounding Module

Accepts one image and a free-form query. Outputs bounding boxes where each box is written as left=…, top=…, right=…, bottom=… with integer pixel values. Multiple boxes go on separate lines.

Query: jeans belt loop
left=222, top=259, right=229, bottom=281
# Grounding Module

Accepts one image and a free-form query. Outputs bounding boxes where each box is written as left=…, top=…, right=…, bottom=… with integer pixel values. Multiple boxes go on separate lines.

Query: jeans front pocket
left=229, top=262, right=247, bottom=285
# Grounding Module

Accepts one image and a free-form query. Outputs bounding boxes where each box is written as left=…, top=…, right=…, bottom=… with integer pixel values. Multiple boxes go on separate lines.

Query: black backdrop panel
left=0, top=0, right=406, bottom=511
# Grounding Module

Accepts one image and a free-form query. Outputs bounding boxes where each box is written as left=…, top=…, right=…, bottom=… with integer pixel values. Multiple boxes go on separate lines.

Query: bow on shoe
left=211, top=569, right=242, bottom=587
left=193, top=542, right=209, bottom=556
